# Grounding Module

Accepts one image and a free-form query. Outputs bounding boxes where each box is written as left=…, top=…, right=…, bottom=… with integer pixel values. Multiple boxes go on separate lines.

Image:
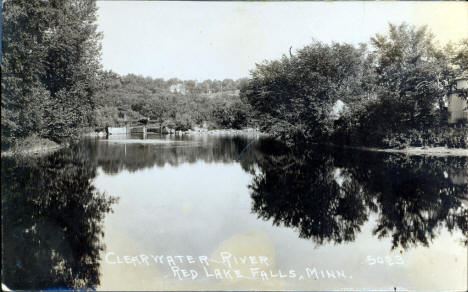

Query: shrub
left=380, top=127, right=467, bottom=149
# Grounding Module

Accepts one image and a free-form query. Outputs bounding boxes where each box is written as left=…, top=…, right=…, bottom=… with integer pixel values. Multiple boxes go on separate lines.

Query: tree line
left=1, top=0, right=254, bottom=150
left=241, top=23, right=468, bottom=148
left=93, top=72, right=253, bottom=132
left=2, top=0, right=467, bottom=150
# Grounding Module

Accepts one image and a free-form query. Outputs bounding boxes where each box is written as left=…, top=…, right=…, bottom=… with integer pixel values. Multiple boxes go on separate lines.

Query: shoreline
left=86, top=130, right=468, bottom=157
left=86, top=127, right=266, bottom=137
left=327, top=144, right=468, bottom=157
left=3, top=132, right=467, bottom=157
left=1, top=142, right=66, bottom=157
left=185, top=128, right=265, bottom=136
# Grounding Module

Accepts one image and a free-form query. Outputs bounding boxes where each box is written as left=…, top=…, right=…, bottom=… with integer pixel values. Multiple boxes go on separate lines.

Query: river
left=2, top=134, right=467, bottom=290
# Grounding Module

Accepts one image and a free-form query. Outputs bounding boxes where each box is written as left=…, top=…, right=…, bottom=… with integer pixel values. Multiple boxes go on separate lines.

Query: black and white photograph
left=1, top=1, right=467, bottom=291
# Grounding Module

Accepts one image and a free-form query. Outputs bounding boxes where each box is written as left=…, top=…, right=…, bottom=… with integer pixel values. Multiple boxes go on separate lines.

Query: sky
left=96, top=1, right=468, bottom=80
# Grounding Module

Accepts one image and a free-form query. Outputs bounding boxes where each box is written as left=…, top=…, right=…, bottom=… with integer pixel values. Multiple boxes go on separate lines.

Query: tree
left=445, top=38, right=468, bottom=77
left=211, top=97, right=251, bottom=129
left=1, top=0, right=52, bottom=148
left=242, top=41, right=368, bottom=144
left=445, top=38, right=468, bottom=103
left=1, top=0, right=102, bottom=148
left=369, top=23, right=451, bottom=129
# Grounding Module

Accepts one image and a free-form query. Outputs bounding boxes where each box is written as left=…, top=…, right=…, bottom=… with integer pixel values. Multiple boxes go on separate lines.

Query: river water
left=2, top=134, right=467, bottom=291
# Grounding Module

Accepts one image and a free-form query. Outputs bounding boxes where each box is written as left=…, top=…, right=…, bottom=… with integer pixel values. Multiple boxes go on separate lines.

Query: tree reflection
left=2, top=145, right=118, bottom=290
left=250, top=148, right=370, bottom=244
left=339, top=153, right=468, bottom=249
left=250, top=146, right=468, bottom=249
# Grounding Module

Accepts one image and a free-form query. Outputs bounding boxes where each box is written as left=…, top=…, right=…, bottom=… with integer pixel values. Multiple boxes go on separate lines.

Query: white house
left=448, top=74, right=468, bottom=124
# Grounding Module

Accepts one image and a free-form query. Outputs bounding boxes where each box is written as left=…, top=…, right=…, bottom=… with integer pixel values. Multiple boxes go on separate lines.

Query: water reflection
left=90, top=135, right=467, bottom=250
left=249, top=148, right=370, bottom=244
left=2, top=136, right=467, bottom=290
left=250, top=146, right=468, bottom=249
left=87, top=134, right=262, bottom=174
left=1, top=145, right=118, bottom=290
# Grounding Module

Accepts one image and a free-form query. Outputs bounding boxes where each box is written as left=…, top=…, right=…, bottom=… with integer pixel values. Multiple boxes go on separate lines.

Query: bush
left=211, top=99, right=250, bottom=129
left=173, top=113, right=193, bottom=131
left=380, top=127, right=467, bottom=149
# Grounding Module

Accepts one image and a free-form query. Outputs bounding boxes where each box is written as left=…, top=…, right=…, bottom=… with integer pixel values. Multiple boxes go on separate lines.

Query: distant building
left=448, top=74, right=468, bottom=124
left=169, top=83, right=186, bottom=95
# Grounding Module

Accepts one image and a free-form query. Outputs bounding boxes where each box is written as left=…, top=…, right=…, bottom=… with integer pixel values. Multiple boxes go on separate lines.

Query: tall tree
left=2, top=0, right=52, bottom=148
left=369, top=23, right=451, bottom=128
left=242, top=41, right=368, bottom=144
left=1, top=0, right=102, bottom=148
left=445, top=38, right=468, bottom=77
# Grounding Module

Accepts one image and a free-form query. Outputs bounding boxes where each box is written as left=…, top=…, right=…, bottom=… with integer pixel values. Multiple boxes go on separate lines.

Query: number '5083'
left=366, top=255, right=404, bottom=266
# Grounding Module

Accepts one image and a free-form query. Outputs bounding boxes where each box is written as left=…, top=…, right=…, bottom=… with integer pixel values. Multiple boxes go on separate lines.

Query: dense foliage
left=2, top=0, right=102, bottom=149
left=2, top=9, right=466, bottom=151
left=242, top=23, right=468, bottom=148
left=242, top=42, right=372, bottom=144
left=93, top=73, right=253, bottom=131
left=1, top=1, right=254, bottom=150
left=333, top=24, right=461, bottom=147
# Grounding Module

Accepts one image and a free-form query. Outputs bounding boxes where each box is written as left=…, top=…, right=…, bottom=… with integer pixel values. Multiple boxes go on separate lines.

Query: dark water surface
left=2, top=134, right=467, bottom=291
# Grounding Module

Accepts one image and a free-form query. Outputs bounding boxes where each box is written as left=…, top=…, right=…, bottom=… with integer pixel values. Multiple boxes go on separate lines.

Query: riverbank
left=328, top=144, right=468, bottom=157
left=1, top=136, right=65, bottom=157
left=86, top=127, right=265, bottom=137
left=186, top=128, right=264, bottom=136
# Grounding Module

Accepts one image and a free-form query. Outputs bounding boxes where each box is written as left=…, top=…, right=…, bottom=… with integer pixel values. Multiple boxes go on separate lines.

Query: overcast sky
left=96, top=1, right=468, bottom=80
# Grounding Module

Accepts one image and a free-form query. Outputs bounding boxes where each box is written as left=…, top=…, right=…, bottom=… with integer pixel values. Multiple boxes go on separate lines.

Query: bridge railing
left=122, top=120, right=161, bottom=128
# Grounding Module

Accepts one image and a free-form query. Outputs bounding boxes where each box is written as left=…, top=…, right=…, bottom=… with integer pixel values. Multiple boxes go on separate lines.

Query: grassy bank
left=330, top=126, right=468, bottom=150
left=1, top=135, right=64, bottom=157
left=326, top=144, right=468, bottom=157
